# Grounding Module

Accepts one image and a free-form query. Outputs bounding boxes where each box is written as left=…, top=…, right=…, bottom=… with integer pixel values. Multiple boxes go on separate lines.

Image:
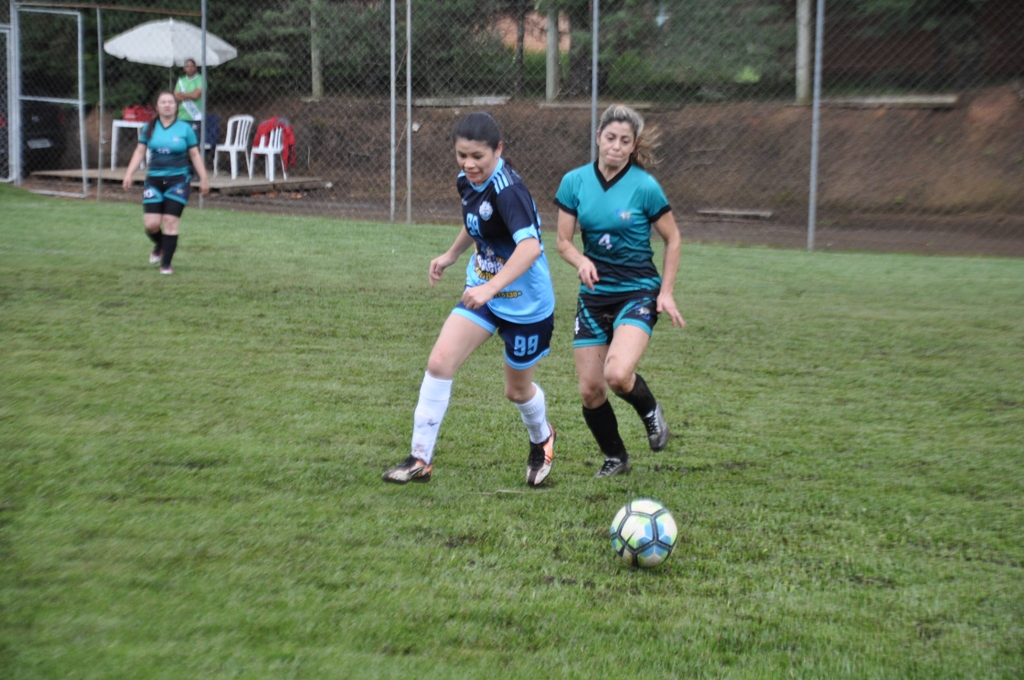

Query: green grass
left=1, top=182, right=1023, bottom=678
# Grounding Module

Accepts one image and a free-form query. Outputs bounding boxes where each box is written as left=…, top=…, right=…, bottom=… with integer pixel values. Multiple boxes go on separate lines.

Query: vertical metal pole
left=796, top=0, right=811, bottom=105
left=405, top=0, right=411, bottom=224
left=310, top=0, right=323, bottom=100
left=389, top=0, right=396, bottom=222
left=11, top=0, right=22, bottom=185
left=200, top=0, right=207, bottom=210
left=545, top=12, right=559, bottom=101
left=77, top=10, right=87, bottom=196
left=590, top=0, right=599, bottom=162
left=807, top=0, right=825, bottom=251
left=96, top=7, right=103, bottom=200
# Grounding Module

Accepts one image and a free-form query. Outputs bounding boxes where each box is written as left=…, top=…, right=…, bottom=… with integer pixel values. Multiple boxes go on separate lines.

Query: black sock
left=146, top=229, right=163, bottom=250
left=161, top=235, right=178, bottom=268
left=582, top=399, right=628, bottom=459
left=617, top=373, right=658, bottom=419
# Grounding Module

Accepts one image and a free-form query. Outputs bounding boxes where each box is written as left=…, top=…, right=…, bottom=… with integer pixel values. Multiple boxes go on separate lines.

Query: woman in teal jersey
left=555, top=104, right=684, bottom=478
left=382, top=112, right=558, bottom=488
left=123, top=91, right=209, bottom=275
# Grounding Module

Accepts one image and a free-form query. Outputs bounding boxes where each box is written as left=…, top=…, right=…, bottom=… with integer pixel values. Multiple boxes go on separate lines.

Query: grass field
left=2, top=182, right=1023, bottom=678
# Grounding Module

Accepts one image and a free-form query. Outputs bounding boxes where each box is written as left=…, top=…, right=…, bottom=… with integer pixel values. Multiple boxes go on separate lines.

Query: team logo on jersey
left=474, top=247, right=505, bottom=280
left=479, top=200, right=493, bottom=221
left=617, top=208, right=634, bottom=223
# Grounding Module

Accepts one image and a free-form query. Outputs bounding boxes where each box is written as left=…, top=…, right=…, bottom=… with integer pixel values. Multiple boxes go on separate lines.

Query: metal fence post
left=807, top=0, right=825, bottom=252
left=406, top=0, right=411, bottom=224
left=590, top=0, right=598, bottom=162
left=389, top=0, right=395, bottom=223
left=96, top=7, right=103, bottom=200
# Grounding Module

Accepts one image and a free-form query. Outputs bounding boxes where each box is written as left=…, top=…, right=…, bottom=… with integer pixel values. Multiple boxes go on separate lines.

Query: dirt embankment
left=84, top=84, right=1023, bottom=219
left=255, top=85, right=1024, bottom=217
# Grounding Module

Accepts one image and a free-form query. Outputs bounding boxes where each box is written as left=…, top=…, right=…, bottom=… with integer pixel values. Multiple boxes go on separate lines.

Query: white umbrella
left=103, top=18, right=237, bottom=68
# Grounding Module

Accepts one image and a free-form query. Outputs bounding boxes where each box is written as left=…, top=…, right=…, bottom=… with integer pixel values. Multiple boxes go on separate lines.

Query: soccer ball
left=609, top=498, right=678, bottom=568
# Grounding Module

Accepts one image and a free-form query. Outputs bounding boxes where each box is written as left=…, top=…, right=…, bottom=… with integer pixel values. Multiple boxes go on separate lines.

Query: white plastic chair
left=249, top=126, right=288, bottom=182
left=213, top=115, right=254, bottom=180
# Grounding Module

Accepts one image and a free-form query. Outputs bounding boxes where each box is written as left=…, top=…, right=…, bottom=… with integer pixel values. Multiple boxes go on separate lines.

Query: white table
left=110, top=120, right=147, bottom=171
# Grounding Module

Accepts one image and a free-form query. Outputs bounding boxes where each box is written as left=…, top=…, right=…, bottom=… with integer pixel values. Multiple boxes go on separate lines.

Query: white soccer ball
left=610, top=498, right=678, bottom=568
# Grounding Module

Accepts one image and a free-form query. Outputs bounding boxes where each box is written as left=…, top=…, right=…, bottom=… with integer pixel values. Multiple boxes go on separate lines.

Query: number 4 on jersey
left=598, top=233, right=613, bottom=250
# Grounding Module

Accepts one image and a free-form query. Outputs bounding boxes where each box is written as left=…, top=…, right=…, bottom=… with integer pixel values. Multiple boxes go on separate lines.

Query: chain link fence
left=5, top=0, right=1024, bottom=255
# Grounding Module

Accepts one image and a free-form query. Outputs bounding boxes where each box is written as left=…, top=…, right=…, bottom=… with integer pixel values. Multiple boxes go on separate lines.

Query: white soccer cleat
left=382, top=455, right=433, bottom=484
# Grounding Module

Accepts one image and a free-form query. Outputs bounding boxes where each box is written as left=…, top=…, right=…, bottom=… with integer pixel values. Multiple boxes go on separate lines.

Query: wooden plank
left=538, top=101, right=655, bottom=110
left=821, top=95, right=959, bottom=109
left=697, top=208, right=773, bottom=220
left=29, top=168, right=325, bottom=195
left=413, top=96, right=509, bottom=107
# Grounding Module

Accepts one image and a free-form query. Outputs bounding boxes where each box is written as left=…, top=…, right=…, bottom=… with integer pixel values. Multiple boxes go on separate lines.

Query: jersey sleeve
left=553, top=171, right=580, bottom=215
left=496, top=183, right=541, bottom=243
left=184, top=124, right=199, bottom=149
left=642, top=175, right=672, bottom=222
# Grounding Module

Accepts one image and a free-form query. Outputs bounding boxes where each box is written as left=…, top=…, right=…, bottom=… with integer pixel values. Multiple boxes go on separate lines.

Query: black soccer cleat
left=642, top=402, right=670, bottom=452
left=595, top=456, right=632, bottom=478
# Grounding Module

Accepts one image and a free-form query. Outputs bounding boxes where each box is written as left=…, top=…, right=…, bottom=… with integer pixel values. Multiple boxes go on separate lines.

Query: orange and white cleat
left=526, top=424, right=555, bottom=487
left=382, top=455, right=433, bottom=484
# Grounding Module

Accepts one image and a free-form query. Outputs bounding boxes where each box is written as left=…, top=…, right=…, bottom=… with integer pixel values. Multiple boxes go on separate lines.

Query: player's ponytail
left=598, top=104, right=660, bottom=169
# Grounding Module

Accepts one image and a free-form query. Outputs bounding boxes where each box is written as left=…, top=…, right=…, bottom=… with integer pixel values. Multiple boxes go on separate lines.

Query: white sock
left=410, top=372, right=453, bottom=465
left=515, top=383, right=551, bottom=444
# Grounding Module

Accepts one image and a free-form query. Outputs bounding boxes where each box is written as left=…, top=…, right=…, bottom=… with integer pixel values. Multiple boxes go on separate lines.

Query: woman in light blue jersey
left=555, top=104, right=685, bottom=478
left=382, top=112, right=558, bottom=488
left=123, top=90, right=209, bottom=275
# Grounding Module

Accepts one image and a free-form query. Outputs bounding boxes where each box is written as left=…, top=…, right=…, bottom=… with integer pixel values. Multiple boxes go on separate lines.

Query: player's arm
left=122, top=143, right=147, bottom=190
left=556, top=207, right=599, bottom=290
left=188, top=145, right=210, bottom=196
left=461, top=236, right=540, bottom=310
left=429, top=226, right=475, bottom=287
left=651, top=211, right=685, bottom=328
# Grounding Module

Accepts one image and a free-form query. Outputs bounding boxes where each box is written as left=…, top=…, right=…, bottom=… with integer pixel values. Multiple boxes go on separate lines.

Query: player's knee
left=425, top=355, right=455, bottom=380
left=578, top=380, right=606, bottom=407
left=504, top=384, right=527, bottom=403
left=604, top=365, right=633, bottom=395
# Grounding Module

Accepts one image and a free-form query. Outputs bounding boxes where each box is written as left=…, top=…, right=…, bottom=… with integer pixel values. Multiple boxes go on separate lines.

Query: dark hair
left=144, top=90, right=178, bottom=139
left=184, top=58, right=197, bottom=68
left=451, top=111, right=502, bottom=150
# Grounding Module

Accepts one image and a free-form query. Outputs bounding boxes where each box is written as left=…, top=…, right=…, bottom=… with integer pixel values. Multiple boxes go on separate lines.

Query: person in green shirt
left=174, top=58, right=204, bottom=135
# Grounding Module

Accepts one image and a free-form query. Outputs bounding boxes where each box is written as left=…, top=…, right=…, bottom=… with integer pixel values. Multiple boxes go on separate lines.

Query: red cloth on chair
left=253, top=117, right=297, bottom=167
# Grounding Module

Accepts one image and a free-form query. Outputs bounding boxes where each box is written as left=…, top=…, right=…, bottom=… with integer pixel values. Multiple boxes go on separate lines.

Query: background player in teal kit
left=123, top=90, right=209, bottom=275
left=383, top=112, right=557, bottom=487
left=555, top=104, right=685, bottom=478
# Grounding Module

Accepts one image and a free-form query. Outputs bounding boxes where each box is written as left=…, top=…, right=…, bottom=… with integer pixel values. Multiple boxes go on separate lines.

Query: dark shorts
left=452, top=302, right=554, bottom=370
left=143, top=175, right=191, bottom=218
left=573, top=290, right=659, bottom=348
